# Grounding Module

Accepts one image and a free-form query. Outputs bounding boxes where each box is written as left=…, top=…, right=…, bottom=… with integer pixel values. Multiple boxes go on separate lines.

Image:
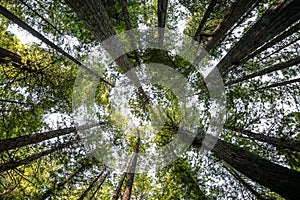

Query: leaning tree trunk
left=0, top=138, right=81, bottom=173
left=0, top=122, right=107, bottom=153
left=122, top=134, right=140, bottom=200
left=216, top=0, right=300, bottom=75
left=89, top=172, right=109, bottom=200
left=225, top=57, right=300, bottom=86
left=0, top=5, right=112, bottom=86
left=192, top=135, right=300, bottom=200
left=78, top=169, right=105, bottom=200
left=258, top=78, right=300, bottom=91
left=225, top=126, right=300, bottom=152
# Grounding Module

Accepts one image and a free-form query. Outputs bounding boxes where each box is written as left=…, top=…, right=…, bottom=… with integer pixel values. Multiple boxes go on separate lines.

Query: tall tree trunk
left=0, top=122, right=108, bottom=153
left=89, top=172, right=109, bottom=200
left=225, top=57, right=300, bottom=86
left=189, top=0, right=258, bottom=72
left=222, top=164, right=266, bottom=200
left=0, top=5, right=112, bottom=87
left=192, top=135, right=300, bottom=200
left=258, top=77, right=300, bottom=91
left=40, top=159, right=93, bottom=200
left=0, top=138, right=81, bottom=173
left=78, top=169, right=106, bottom=200
left=157, top=0, right=168, bottom=46
left=65, top=0, right=149, bottom=103
left=193, top=0, right=217, bottom=43
left=122, top=133, right=140, bottom=200
left=226, top=126, right=300, bottom=152
left=242, top=22, right=300, bottom=63
left=216, top=0, right=300, bottom=75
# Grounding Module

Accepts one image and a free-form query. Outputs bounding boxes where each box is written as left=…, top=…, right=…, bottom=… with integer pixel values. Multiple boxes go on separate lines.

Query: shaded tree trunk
left=216, top=0, right=300, bottom=75
left=0, top=122, right=108, bottom=153
left=0, top=5, right=112, bottom=86
left=193, top=0, right=217, bottom=43
left=225, top=57, right=300, bottom=86
left=0, top=138, right=81, bottom=173
left=242, top=22, right=300, bottom=62
left=122, top=133, right=140, bottom=200
left=258, top=77, right=300, bottom=91
left=89, top=172, right=109, bottom=200
left=157, top=0, right=168, bottom=46
left=78, top=169, right=106, bottom=200
left=192, top=135, right=300, bottom=200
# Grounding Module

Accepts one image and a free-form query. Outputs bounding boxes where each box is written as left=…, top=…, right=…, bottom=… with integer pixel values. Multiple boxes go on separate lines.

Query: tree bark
left=78, top=169, right=105, bottom=200
left=193, top=0, right=217, bottom=43
left=122, top=133, right=140, bottom=200
left=242, top=22, right=300, bottom=63
left=0, top=5, right=112, bottom=87
left=216, top=0, right=300, bottom=75
left=0, top=138, right=81, bottom=173
left=226, top=126, right=300, bottom=152
left=0, top=122, right=108, bottom=153
left=258, top=77, right=300, bottom=91
left=192, top=135, right=300, bottom=200
left=65, top=0, right=149, bottom=103
left=157, top=0, right=168, bottom=46
left=225, top=57, right=300, bottom=86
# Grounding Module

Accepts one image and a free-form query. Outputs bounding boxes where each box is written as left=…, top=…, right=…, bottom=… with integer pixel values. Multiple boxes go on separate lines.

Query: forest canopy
left=0, top=0, right=299, bottom=199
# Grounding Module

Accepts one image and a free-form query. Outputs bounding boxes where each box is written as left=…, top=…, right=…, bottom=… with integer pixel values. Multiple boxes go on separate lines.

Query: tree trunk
left=258, top=77, right=300, bottom=91
left=0, top=5, right=112, bottom=87
left=0, top=122, right=108, bottom=153
left=193, top=0, right=217, bottom=43
left=216, top=0, right=300, bottom=75
left=242, top=22, right=300, bottom=63
left=78, top=169, right=105, bottom=200
left=226, top=126, right=300, bottom=152
left=225, top=57, right=300, bottom=86
left=122, top=133, right=140, bottom=200
left=0, top=138, right=81, bottom=173
left=192, top=135, right=300, bottom=200
left=157, top=0, right=168, bottom=45
left=65, top=0, right=149, bottom=103
left=89, top=172, right=109, bottom=200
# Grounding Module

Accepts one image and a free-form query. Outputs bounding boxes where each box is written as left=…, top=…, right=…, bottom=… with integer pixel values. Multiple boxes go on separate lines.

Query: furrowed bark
left=193, top=0, right=217, bottom=43
left=0, top=5, right=113, bottom=87
left=216, top=0, right=300, bottom=75
left=225, top=57, right=300, bottom=86
left=192, top=135, right=300, bottom=200
left=0, top=122, right=108, bottom=153
left=65, top=0, right=149, bottom=103
left=122, top=133, right=140, bottom=200
left=0, top=138, right=81, bottom=173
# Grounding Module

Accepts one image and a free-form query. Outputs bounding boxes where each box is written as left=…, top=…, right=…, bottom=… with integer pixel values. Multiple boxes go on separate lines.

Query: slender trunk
left=0, top=138, right=81, bottom=173
left=78, top=169, right=105, bottom=200
left=216, top=0, right=300, bottom=75
left=0, top=5, right=112, bottom=87
left=225, top=57, right=300, bottom=86
left=157, top=0, right=168, bottom=46
left=40, top=160, right=91, bottom=200
left=89, top=172, right=109, bottom=200
left=192, top=135, right=300, bottom=200
left=222, top=164, right=266, bottom=200
left=258, top=77, right=300, bottom=91
left=0, top=122, right=108, bottom=153
left=205, top=0, right=258, bottom=52
left=112, top=155, right=135, bottom=200
left=193, top=0, right=217, bottom=43
left=189, top=0, right=258, bottom=72
left=242, top=22, right=300, bottom=63
left=226, top=126, right=300, bottom=152
left=122, top=133, right=140, bottom=200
